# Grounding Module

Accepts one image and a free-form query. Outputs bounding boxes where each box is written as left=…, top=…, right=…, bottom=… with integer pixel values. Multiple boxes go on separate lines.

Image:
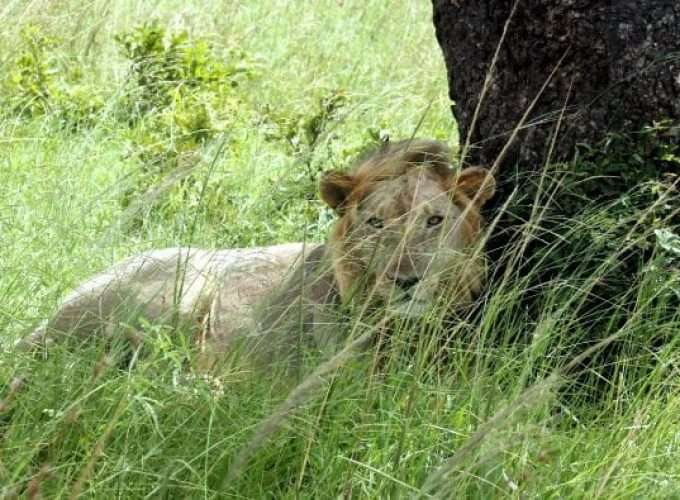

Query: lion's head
left=319, top=139, right=495, bottom=317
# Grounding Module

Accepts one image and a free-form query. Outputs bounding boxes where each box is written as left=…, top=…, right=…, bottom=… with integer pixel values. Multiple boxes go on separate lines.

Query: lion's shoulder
left=262, top=243, right=339, bottom=313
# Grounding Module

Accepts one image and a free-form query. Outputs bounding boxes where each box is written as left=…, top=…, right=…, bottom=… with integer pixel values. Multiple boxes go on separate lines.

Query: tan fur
left=320, top=139, right=495, bottom=317
left=18, top=139, right=495, bottom=370
left=18, top=244, right=317, bottom=368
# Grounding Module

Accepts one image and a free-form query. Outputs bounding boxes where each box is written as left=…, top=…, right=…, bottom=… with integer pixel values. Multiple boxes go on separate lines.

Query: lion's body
left=20, top=139, right=495, bottom=370
left=19, top=243, right=321, bottom=367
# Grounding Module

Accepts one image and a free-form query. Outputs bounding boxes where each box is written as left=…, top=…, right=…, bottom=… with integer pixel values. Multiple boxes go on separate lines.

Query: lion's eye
left=366, top=216, right=384, bottom=229
left=427, top=215, right=444, bottom=228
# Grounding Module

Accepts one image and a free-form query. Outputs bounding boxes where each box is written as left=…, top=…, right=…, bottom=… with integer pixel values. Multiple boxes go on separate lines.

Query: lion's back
left=18, top=243, right=317, bottom=352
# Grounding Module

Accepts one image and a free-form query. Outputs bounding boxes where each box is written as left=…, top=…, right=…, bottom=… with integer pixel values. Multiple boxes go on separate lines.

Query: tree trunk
left=432, top=0, right=680, bottom=169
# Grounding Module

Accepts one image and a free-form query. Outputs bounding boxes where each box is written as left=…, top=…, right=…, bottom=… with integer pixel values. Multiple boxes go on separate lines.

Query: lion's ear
left=454, top=167, right=496, bottom=206
left=319, top=171, right=356, bottom=213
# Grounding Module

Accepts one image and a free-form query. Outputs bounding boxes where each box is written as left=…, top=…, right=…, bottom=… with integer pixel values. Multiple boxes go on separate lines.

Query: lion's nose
left=390, top=275, right=420, bottom=290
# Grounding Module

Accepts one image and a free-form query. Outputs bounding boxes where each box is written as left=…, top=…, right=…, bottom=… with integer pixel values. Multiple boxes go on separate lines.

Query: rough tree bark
left=432, top=0, right=680, bottom=169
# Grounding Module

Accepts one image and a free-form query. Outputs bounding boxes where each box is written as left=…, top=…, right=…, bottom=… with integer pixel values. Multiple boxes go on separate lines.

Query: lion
left=17, top=139, right=495, bottom=371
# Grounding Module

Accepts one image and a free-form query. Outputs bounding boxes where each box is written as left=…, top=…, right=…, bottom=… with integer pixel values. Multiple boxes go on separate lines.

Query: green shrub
left=2, top=25, right=105, bottom=129
left=4, top=25, right=59, bottom=117
left=114, top=21, right=251, bottom=127
left=113, top=21, right=257, bottom=229
left=54, top=85, right=106, bottom=131
left=261, top=89, right=347, bottom=173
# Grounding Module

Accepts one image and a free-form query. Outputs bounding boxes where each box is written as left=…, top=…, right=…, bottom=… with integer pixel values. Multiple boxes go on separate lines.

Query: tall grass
left=1, top=0, right=679, bottom=498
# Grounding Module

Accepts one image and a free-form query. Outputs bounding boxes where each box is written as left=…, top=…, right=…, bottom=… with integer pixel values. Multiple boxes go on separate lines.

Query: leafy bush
left=115, top=20, right=251, bottom=128
left=114, top=21, right=256, bottom=228
left=261, top=89, right=347, bottom=175
left=2, top=25, right=104, bottom=129
left=4, top=25, right=57, bottom=117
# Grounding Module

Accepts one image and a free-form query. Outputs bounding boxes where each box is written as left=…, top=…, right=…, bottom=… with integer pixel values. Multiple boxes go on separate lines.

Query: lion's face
left=320, top=140, right=496, bottom=317
left=340, top=167, right=474, bottom=316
